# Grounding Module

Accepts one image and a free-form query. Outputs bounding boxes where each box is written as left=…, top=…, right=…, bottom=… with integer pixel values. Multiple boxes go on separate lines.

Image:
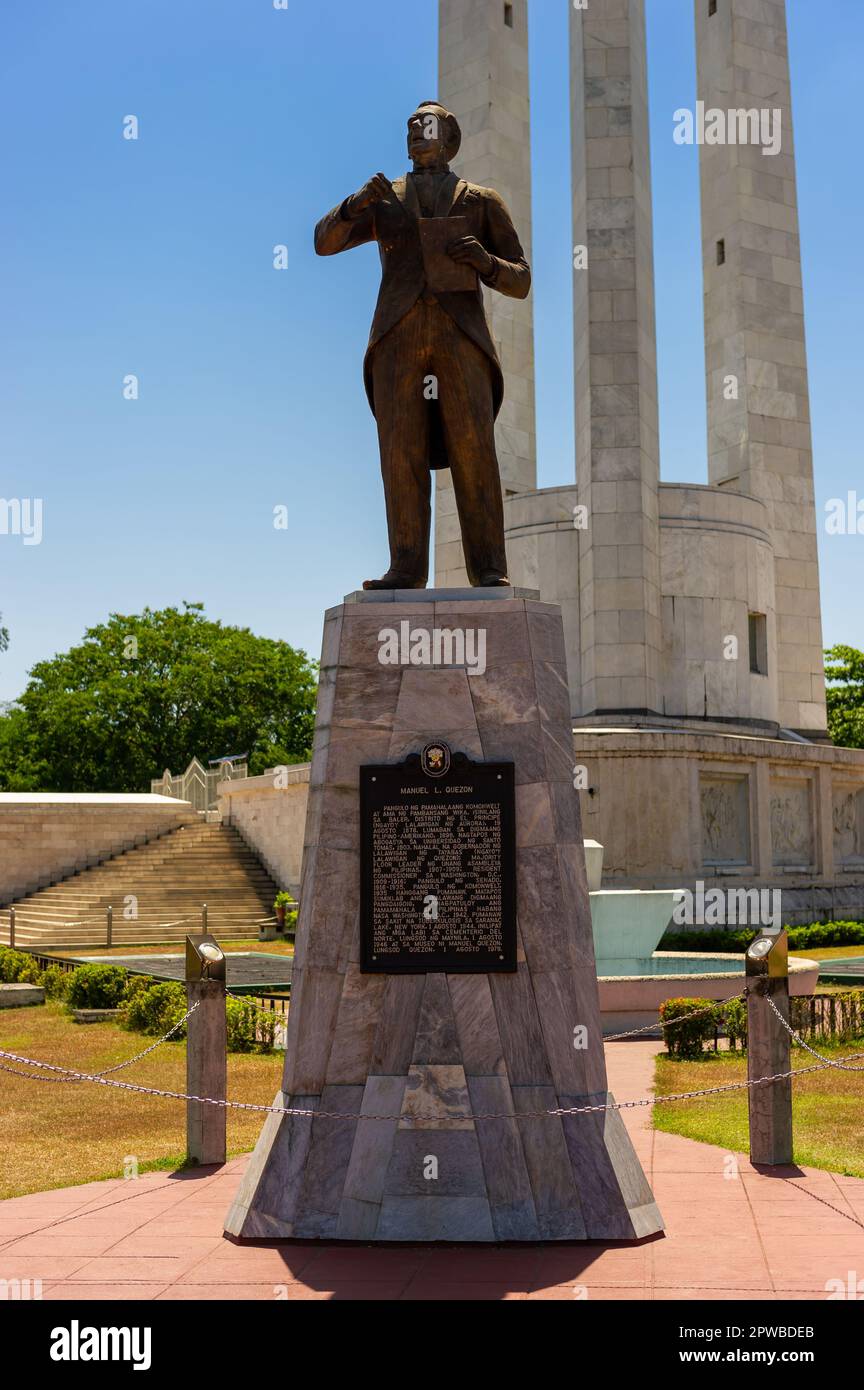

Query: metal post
left=746, top=928, right=793, bottom=1166
left=9, top=907, right=15, bottom=950
left=185, top=934, right=227, bottom=1166
left=202, top=903, right=208, bottom=933
left=106, top=905, right=113, bottom=949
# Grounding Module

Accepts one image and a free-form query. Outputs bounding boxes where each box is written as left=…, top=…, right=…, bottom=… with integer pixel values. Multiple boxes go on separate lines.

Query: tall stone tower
left=695, top=0, right=827, bottom=736
left=435, top=0, right=537, bottom=588
left=570, top=0, right=663, bottom=716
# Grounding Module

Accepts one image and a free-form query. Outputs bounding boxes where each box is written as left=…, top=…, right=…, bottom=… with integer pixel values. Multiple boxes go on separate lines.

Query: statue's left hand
left=447, top=235, right=494, bottom=277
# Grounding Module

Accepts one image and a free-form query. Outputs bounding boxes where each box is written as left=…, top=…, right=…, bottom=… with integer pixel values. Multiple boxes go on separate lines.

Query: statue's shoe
left=362, top=573, right=427, bottom=591
left=476, top=573, right=511, bottom=587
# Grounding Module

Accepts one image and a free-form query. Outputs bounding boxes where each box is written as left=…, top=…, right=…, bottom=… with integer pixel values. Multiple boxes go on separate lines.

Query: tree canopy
left=0, top=603, right=317, bottom=792
left=825, top=644, right=864, bottom=749
left=0, top=613, right=8, bottom=654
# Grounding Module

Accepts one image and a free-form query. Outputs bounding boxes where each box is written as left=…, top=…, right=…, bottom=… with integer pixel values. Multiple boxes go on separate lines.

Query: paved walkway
left=1, top=1042, right=862, bottom=1301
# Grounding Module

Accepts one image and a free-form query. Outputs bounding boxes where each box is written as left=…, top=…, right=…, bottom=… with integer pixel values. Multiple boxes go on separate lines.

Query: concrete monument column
left=435, top=0, right=537, bottom=587
left=570, top=0, right=663, bottom=717
left=695, top=0, right=827, bottom=737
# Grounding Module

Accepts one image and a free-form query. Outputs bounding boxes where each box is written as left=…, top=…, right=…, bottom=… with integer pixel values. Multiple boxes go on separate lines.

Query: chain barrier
left=3, top=987, right=862, bottom=1120
left=4, top=1041, right=862, bottom=1121
left=220, top=989, right=741, bottom=1042
left=765, top=993, right=864, bottom=1072
left=0, top=1001, right=200, bottom=1085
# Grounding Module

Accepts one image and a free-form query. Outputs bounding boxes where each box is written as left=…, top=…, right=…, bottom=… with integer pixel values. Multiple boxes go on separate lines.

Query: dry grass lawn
left=0, top=1001, right=284, bottom=1199
left=52, top=937, right=294, bottom=959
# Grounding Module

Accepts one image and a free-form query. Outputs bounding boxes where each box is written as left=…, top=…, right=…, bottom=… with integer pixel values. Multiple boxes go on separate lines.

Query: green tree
left=0, top=603, right=317, bottom=792
left=0, top=613, right=8, bottom=653
left=825, top=645, right=864, bottom=749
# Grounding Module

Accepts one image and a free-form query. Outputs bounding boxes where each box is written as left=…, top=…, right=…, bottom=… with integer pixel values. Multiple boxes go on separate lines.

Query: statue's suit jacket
left=314, top=171, right=531, bottom=470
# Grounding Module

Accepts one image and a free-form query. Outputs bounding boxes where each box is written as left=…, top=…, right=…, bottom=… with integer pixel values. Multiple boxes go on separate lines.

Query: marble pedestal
left=225, top=590, right=663, bottom=1242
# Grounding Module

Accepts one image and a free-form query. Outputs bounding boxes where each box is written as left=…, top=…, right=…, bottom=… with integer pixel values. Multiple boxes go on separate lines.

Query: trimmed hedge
left=66, top=963, right=129, bottom=1011
left=41, top=965, right=70, bottom=1001
left=121, top=980, right=277, bottom=1052
left=0, top=947, right=43, bottom=984
left=660, top=989, right=864, bottom=1057
left=123, top=981, right=188, bottom=1038
left=661, top=920, right=864, bottom=954
left=0, top=948, right=279, bottom=1052
left=658, top=997, right=722, bottom=1058
left=226, top=997, right=277, bottom=1053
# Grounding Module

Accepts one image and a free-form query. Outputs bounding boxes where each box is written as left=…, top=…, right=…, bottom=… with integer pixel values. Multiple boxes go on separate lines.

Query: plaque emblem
left=422, top=742, right=450, bottom=778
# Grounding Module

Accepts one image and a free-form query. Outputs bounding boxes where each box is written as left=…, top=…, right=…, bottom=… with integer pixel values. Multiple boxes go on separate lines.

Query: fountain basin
left=598, top=952, right=820, bottom=1035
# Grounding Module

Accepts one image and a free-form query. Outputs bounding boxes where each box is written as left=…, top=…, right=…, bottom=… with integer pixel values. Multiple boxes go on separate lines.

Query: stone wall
left=0, top=795, right=198, bottom=906
left=218, top=768, right=311, bottom=898
left=576, top=728, right=864, bottom=924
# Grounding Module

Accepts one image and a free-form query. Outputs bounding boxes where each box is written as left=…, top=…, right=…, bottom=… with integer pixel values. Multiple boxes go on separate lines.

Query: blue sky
left=1, top=0, right=861, bottom=704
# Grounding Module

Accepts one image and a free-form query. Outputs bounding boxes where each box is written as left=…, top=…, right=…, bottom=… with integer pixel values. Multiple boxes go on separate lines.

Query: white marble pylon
left=225, top=591, right=663, bottom=1242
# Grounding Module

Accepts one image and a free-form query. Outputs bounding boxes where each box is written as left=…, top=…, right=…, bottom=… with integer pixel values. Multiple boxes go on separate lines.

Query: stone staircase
left=1, top=821, right=281, bottom=949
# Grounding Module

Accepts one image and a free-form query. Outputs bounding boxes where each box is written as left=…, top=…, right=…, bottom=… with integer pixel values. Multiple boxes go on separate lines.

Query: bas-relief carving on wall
left=701, top=775, right=750, bottom=866
left=771, top=780, right=814, bottom=868
left=833, top=787, right=864, bottom=866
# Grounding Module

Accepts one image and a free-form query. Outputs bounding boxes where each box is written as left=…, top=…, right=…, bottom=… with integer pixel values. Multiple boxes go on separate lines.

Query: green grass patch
left=653, top=1048, right=864, bottom=1178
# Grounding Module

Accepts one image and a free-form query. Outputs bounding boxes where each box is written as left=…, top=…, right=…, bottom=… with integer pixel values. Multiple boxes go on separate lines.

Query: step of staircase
left=2, top=822, right=285, bottom=949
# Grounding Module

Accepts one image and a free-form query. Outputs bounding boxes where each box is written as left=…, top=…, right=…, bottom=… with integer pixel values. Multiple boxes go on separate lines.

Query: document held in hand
left=418, top=216, right=478, bottom=294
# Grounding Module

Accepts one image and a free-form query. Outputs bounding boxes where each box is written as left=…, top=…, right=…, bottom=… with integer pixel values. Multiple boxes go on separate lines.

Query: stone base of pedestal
left=225, top=591, right=663, bottom=1243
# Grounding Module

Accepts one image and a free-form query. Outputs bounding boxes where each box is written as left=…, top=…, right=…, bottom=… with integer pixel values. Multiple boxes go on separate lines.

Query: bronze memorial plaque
left=360, top=743, right=516, bottom=974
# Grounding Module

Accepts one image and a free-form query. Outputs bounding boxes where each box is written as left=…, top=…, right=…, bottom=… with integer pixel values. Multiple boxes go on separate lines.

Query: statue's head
left=407, top=101, right=462, bottom=167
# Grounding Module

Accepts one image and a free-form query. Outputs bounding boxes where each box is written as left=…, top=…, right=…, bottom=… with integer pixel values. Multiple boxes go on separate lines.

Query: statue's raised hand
left=344, top=173, right=393, bottom=220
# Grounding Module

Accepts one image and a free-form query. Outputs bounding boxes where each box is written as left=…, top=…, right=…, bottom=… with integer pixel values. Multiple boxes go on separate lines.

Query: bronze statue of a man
left=314, top=100, right=531, bottom=590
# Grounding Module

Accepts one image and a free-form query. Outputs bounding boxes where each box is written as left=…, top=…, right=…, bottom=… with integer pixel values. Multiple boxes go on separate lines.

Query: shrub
left=723, top=996, right=748, bottom=1051
left=66, top=963, right=128, bottom=1011
left=661, top=920, right=864, bottom=954
left=124, top=981, right=188, bottom=1038
left=0, top=949, right=42, bottom=984
left=226, top=997, right=276, bottom=1053
left=788, top=921, right=864, bottom=950
left=122, top=974, right=155, bottom=1004
left=659, top=997, right=721, bottom=1058
left=40, top=965, right=71, bottom=1001
left=661, top=928, right=756, bottom=953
